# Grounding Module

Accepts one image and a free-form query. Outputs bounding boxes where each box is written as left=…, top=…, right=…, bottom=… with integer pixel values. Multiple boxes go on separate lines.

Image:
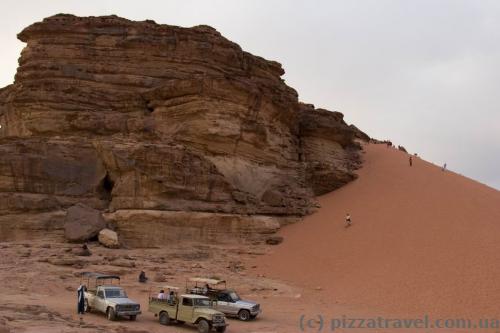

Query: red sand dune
left=255, top=143, right=500, bottom=319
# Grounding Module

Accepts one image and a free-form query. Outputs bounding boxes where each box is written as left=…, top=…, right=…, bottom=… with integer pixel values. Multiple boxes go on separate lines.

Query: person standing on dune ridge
left=409, top=156, right=413, bottom=166
left=345, top=213, right=352, bottom=228
left=442, top=163, right=447, bottom=171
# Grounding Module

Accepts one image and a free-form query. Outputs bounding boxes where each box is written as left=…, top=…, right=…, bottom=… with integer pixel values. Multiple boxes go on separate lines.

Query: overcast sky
left=1, top=0, right=499, bottom=189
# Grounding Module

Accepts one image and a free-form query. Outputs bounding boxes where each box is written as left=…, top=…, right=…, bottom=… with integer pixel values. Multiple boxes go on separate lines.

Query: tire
left=238, top=309, right=251, bottom=321
left=159, top=311, right=170, bottom=325
left=216, top=327, right=226, bottom=333
left=177, top=320, right=185, bottom=324
left=129, top=315, right=137, bottom=321
left=197, top=319, right=211, bottom=333
left=107, top=307, right=116, bottom=321
left=84, top=299, right=91, bottom=313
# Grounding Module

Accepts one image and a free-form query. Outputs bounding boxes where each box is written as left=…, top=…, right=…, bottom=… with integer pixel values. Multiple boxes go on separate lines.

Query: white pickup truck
left=81, top=272, right=141, bottom=321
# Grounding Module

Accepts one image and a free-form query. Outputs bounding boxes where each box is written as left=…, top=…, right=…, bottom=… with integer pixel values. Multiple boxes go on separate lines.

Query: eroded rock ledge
left=0, top=14, right=368, bottom=246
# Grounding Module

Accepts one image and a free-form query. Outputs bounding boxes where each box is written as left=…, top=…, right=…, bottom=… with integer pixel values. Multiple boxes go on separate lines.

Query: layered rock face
left=298, top=103, right=365, bottom=195
left=0, top=14, right=367, bottom=246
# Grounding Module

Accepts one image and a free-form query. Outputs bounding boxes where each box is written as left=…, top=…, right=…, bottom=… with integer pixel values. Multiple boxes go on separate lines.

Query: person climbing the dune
left=409, top=156, right=413, bottom=166
left=345, top=213, right=352, bottom=228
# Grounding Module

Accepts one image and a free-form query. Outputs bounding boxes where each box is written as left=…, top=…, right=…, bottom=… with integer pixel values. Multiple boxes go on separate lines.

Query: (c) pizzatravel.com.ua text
left=299, top=314, right=500, bottom=331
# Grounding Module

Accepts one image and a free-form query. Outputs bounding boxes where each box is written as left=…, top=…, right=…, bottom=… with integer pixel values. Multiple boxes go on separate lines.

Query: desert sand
left=253, top=143, right=500, bottom=331
left=2, top=143, right=500, bottom=333
left=0, top=238, right=298, bottom=333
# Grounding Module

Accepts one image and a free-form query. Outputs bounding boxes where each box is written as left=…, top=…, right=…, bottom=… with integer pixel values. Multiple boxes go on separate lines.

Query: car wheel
left=129, top=315, right=137, bottom=321
left=238, top=309, right=251, bottom=321
left=84, top=299, right=91, bottom=313
left=107, top=307, right=116, bottom=321
left=159, top=311, right=170, bottom=325
left=197, top=319, right=211, bottom=333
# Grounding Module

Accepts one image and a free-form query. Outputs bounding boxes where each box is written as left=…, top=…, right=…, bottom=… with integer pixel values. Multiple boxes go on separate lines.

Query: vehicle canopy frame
left=80, top=272, right=121, bottom=290
left=186, top=277, right=227, bottom=292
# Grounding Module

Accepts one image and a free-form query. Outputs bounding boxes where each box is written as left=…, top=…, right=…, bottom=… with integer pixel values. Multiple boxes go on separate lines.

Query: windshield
left=229, top=292, right=240, bottom=302
left=105, top=288, right=127, bottom=298
left=193, top=298, right=211, bottom=307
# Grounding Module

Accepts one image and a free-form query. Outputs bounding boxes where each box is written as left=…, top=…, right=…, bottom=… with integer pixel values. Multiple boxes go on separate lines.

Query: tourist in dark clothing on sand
left=139, top=271, right=148, bottom=283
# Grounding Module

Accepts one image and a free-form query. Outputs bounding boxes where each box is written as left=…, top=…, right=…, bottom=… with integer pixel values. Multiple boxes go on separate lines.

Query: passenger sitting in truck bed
left=157, top=290, right=166, bottom=300
left=167, top=291, right=176, bottom=305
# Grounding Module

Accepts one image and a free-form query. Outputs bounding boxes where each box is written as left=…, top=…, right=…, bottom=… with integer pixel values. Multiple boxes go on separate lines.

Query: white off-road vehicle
left=187, top=277, right=261, bottom=321
left=81, top=272, right=141, bottom=321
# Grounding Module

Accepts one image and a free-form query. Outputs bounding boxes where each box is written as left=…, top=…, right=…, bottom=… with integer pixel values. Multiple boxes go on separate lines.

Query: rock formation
left=0, top=14, right=368, bottom=246
left=298, top=103, right=363, bottom=195
left=64, top=203, right=106, bottom=242
left=98, top=228, right=119, bottom=248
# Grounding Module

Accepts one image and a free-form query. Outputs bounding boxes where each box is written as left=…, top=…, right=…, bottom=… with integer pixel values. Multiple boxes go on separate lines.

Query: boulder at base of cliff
left=98, top=228, right=120, bottom=248
left=64, top=203, right=106, bottom=242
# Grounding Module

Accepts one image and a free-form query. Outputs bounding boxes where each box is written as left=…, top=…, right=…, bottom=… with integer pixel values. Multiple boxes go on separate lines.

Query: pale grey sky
left=1, top=0, right=499, bottom=189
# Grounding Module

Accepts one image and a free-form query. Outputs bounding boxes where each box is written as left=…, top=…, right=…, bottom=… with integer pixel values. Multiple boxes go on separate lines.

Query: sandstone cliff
left=0, top=14, right=367, bottom=246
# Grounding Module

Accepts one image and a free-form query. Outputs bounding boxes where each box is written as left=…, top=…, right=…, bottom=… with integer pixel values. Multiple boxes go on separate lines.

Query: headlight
left=135, top=304, right=140, bottom=311
left=115, top=305, right=121, bottom=311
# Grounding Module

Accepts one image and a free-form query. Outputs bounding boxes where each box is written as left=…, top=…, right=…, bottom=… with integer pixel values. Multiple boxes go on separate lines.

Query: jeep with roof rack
left=148, top=285, right=227, bottom=333
left=80, top=272, right=141, bottom=321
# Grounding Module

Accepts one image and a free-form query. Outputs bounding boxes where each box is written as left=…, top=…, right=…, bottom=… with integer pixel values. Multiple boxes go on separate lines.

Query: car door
left=216, top=293, right=234, bottom=315
left=95, top=289, right=106, bottom=312
left=177, top=297, right=194, bottom=323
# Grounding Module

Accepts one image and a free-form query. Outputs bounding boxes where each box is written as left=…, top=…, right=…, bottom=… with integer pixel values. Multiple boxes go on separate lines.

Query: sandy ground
left=2, top=143, right=500, bottom=333
left=0, top=238, right=304, bottom=333
left=252, top=143, right=500, bottom=332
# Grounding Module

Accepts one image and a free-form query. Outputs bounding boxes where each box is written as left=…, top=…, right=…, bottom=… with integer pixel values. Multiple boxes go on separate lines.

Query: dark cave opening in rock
left=97, top=172, right=115, bottom=201
left=88, top=234, right=99, bottom=242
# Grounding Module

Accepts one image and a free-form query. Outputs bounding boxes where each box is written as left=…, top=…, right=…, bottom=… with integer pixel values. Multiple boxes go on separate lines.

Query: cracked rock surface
left=0, top=14, right=367, bottom=246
